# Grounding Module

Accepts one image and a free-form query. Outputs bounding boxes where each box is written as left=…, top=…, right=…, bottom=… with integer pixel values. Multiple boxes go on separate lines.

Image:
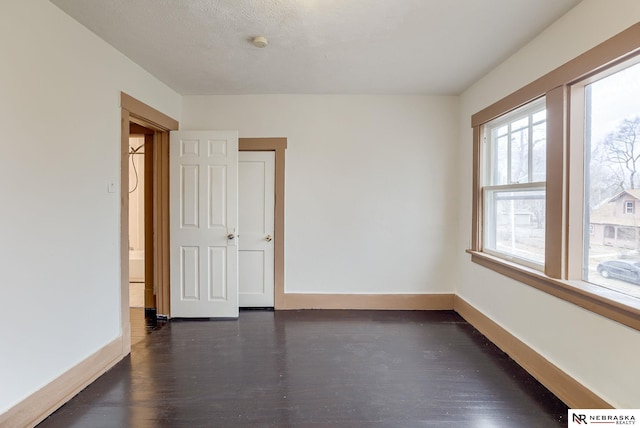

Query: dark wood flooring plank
left=38, top=310, right=567, bottom=427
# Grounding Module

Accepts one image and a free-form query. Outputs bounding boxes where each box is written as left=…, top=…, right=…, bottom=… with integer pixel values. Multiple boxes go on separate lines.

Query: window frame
left=481, top=98, right=547, bottom=269
left=469, top=23, right=640, bottom=332
left=482, top=183, right=546, bottom=269
left=625, top=201, right=635, bottom=214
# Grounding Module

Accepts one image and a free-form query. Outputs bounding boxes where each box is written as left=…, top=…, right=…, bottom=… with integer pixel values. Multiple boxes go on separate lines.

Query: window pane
left=485, top=99, right=546, bottom=186
left=511, top=116, right=529, bottom=131
left=532, top=110, right=546, bottom=123
left=482, top=98, right=546, bottom=269
left=531, top=122, right=546, bottom=182
left=484, top=188, right=545, bottom=265
left=510, top=128, right=529, bottom=183
left=584, top=61, right=640, bottom=299
left=493, top=134, right=509, bottom=185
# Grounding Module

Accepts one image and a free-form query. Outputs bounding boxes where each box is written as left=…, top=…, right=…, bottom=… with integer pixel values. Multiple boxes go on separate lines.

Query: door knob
left=265, top=235, right=272, bottom=242
left=227, top=233, right=235, bottom=240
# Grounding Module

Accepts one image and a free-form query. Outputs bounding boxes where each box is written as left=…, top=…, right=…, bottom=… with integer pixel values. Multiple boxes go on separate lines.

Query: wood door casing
left=121, top=92, right=178, bottom=334
left=239, top=138, right=287, bottom=309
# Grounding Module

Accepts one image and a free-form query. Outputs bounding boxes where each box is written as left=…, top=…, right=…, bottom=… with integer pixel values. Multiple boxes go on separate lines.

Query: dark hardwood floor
left=130, top=307, right=166, bottom=346
left=38, top=310, right=567, bottom=427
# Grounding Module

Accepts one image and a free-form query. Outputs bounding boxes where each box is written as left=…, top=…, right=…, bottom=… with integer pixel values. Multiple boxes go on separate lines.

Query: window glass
left=472, top=27, right=640, bottom=329
left=483, top=188, right=545, bottom=264
left=531, top=121, right=546, bottom=182
left=584, top=61, right=640, bottom=299
left=625, top=201, right=634, bottom=214
left=483, top=98, right=546, bottom=267
left=510, top=126, right=529, bottom=184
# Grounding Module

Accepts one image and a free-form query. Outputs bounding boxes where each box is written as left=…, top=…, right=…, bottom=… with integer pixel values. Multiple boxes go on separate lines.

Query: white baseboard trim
left=0, top=337, right=125, bottom=428
left=453, top=296, right=612, bottom=409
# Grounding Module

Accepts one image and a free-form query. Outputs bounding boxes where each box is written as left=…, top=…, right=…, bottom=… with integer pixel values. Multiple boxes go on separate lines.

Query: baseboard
left=453, top=296, right=612, bottom=409
left=1, top=295, right=611, bottom=426
left=279, top=293, right=455, bottom=310
left=0, top=337, right=125, bottom=428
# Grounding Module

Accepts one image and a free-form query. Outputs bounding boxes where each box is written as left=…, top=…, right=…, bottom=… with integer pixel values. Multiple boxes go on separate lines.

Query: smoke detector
left=252, top=36, right=268, bottom=48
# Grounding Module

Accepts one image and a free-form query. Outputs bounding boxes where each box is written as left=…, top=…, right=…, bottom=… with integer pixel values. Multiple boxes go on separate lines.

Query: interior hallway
left=38, top=310, right=567, bottom=427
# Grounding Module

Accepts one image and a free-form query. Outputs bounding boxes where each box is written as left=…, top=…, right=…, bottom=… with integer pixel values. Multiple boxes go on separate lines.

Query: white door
left=169, top=130, right=239, bottom=318
left=239, top=151, right=275, bottom=307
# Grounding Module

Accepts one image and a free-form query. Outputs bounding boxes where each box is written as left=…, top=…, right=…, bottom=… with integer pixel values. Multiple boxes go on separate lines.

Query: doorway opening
left=128, top=124, right=157, bottom=346
left=121, top=96, right=287, bottom=331
left=128, top=133, right=145, bottom=309
left=121, top=93, right=178, bottom=351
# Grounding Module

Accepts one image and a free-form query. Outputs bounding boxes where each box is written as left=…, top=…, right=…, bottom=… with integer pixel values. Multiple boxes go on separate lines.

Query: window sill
left=467, top=250, right=640, bottom=332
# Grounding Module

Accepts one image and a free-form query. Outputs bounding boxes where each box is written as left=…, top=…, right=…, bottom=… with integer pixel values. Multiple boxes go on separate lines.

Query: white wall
left=0, top=0, right=180, bottom=413
left=457, top=0, right=640, bottom=408
left=183, top=95, right=459, bottom=294
left=6, top=0, right=635, bottom=416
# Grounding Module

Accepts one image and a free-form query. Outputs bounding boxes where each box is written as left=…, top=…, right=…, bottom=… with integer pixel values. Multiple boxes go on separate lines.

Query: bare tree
left=598, top=116, right=640, bottom=191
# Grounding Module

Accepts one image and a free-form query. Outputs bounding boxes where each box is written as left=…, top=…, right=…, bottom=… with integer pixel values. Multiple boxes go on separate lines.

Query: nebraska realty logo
left=569, top=409, right=638, bottom=426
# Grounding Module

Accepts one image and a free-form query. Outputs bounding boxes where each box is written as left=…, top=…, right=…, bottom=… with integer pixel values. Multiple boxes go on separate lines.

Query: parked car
left=596, top=259, right=640, bottom=284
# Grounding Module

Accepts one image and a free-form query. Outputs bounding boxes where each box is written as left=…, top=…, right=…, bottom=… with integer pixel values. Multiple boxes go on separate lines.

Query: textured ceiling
left=50, top=0, right=582, bottom=95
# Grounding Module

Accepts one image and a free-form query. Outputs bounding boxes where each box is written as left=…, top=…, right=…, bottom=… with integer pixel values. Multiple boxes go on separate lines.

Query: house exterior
left=590, top=189, right=640, bottom=249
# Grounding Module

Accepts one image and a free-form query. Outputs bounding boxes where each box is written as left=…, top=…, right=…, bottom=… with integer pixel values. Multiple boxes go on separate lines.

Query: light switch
left=107, top=180, right=117, bottom=193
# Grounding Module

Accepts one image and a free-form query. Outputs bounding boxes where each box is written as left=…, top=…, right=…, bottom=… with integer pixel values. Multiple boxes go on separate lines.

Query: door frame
left=120, top=93, right=178, bottom=350
left=120, top=99, right=286, bottom=327
left=239, top=138, right=287, bottom=308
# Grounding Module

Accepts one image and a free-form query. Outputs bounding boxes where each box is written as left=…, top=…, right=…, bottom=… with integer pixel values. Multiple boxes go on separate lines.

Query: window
left=583, top=61, right=640, bottom=299
left=625, top=201, right=635, bottom=214
left=469, top=23, right=640, bottom=332
left=482, top=99, right=546, bottom=268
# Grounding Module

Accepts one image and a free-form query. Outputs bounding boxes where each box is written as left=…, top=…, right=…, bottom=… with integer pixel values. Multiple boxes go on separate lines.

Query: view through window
left=482, top=99, right=546, bottom=267
left=584, top=61, right=640, bottom=299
